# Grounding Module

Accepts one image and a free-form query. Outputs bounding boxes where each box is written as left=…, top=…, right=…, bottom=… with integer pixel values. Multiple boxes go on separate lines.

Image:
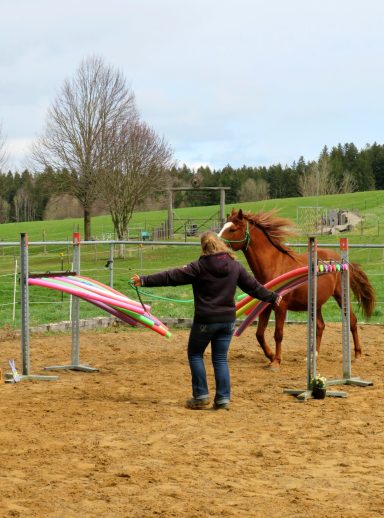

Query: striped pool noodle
left=239, top=269, right=328, bottom=317
left=70, top=276, right=154, bottom=315
left=89, top=299, right=139, bottom=326
left=235, top=278, right=308, bottom=334
left=79, top=285, right=170, bottom=331
left=235, top=270, right=327, bottom=336
left=237, top=274, right=309, bottom=317
left=116, top=306, right=166, bottom=329
left=69, top=275, right=134, bottom=300
left=235, top=303, right=268, bottom=336
left=28, top=277, right=148, bottom=315
left=117, top=307, right=170, bottom=337
left=55, top=276, right=151, bottom=312
left=85, top=298, right=170, bottom=336
left=236, top=276, right=310, bottom=334
left=235, top=266, right=309, bottom=313
left=29, top=276, right=171, bottom=337
left=236, top=272, right=309, bottom=317
left=77, top=275, right=129, bottom=297
left=79, top=277, right=166, bottom=328
left=71, top=278, right=171, bottom=336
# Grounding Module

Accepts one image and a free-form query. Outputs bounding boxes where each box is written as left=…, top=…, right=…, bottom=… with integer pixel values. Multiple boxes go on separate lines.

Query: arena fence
left=0, top=236, right=383, bottom=330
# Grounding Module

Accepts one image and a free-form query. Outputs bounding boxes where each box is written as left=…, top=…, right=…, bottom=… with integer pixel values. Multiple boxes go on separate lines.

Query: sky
left=1, top=0, right=384, bottom=172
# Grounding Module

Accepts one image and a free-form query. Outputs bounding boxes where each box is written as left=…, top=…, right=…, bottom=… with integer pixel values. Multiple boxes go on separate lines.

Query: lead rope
left=128, top=280, right=148, bottom=314
left=128, top=280, right=194, bottom=306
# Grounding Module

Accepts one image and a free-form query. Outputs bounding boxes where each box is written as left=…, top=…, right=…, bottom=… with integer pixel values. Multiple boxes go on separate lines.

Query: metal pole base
left=327, top=377, right=373, bottom=387
left=44, top=364, right=99, bottom=372
left=5, top=373, right=59, bottom=383
left=283, top=388, right=348, bottom=401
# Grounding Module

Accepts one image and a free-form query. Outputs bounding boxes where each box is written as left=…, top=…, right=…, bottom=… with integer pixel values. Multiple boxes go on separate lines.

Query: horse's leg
left=269, top=306, right=288, bottom=370
left=255, top=306, right=274, bottom=362
left=333, top=289, right=362, bottom=359
left=349, top=310, right=362, bottom=359
left=336, top=301, right=362, bottom=359
left=316, top=308, right=326, bottom=355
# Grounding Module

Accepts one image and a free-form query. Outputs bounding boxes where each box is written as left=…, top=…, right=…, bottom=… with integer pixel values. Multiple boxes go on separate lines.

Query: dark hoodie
left=140, top=252, right=279, bottom=323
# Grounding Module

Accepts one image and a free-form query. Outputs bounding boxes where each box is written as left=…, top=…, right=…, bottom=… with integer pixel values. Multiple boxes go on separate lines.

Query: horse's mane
left=241, top=209, right=296, bottom=256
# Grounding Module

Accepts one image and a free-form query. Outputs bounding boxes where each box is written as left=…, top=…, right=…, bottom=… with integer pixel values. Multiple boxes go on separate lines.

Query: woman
left=132, top=232, right=281, bottom=411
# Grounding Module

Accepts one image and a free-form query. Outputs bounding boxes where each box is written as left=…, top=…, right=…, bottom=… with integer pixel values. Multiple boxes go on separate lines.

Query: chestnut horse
left=218, top=208, right=376, bottom=369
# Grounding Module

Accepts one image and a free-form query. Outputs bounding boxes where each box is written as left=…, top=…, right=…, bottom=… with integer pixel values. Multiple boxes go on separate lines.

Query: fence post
left=6, top=234, right=58, bottom=382
left=108, top=242, right=114, bottom=288
left=71, top=232, right=81, bottom=367
left=12, top=258, right=18, bottom=322
left=326, top=238, right=373, bottom=388
left=306, top=236, right=317, bottom=391
left=44, top=232, right=98, bottom=373
left=283, top=237, right=347, bottom=400
left=19, top=233, right=30, bottom=376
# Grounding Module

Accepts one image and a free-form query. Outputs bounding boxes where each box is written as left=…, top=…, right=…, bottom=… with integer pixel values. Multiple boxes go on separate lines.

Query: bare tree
left=340, top=171, right=358, bottom=193
left=239, top=178, right=270, bottom=202
left=0, top=123, right=8, bottom=171
left=0, top=197, right=10, bottom=223
left=32, top=56, right=137, bottom=240
left=13, top=187, right=35, bottom=222
left=298, top=156, right=338, bottom=197
left=100, top=120, right=173, bottom=246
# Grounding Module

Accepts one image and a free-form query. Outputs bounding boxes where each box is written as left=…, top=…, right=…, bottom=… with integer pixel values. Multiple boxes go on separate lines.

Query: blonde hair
left=200, top=231, right=236, bottom=259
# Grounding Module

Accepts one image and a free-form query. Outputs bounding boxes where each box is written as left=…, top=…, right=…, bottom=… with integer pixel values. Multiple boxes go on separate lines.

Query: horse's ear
left=230, top=208, right=236, bottom=216
left=238, top=209, right=243, bottom=220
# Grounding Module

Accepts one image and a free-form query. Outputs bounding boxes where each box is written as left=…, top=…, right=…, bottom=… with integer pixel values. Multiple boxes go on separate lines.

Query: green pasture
left=0, top=190, right=383, bottom=329
left=0, top=189, right=383, bottom=243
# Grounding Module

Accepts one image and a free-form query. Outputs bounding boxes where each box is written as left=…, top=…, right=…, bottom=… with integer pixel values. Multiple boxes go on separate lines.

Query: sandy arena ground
left=0, top=322, right=383, bottom=518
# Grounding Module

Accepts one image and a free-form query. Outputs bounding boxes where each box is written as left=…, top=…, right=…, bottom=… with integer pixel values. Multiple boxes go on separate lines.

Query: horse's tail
left=349, top=263, right=376, bottom=319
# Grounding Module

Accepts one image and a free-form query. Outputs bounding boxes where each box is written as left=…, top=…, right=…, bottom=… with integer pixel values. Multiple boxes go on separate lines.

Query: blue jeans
left=187, top=321, right=235, bottom=405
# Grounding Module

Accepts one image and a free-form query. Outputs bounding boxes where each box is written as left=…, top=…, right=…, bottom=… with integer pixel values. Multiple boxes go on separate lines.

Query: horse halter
left=220, top=221, right=251, bottom=251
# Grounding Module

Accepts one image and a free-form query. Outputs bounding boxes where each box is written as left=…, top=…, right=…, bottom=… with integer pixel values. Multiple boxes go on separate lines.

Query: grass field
left=0, top=190, right=383, bottom=328
left=0, top=189, right=383, bottom=243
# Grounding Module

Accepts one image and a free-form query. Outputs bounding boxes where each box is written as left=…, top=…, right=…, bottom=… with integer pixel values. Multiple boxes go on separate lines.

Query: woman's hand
left=274, top=295, right=282, bottom=307
left=131, top=274, right=141, bottom=287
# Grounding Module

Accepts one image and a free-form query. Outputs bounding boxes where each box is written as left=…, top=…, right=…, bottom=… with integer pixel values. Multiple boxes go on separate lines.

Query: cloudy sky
left=1, top=0, right=384, bottom=171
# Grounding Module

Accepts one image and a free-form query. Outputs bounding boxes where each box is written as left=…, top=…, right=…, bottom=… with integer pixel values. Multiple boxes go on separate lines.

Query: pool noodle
left=235, top=268, right=328, bottom=336
left=29, top=277, right=148, bottom=315
left=237, top=274, right=309, bottom=317
left=54, top=276, right=151, bottom=312
left=28, top=276, right=171, bottom=337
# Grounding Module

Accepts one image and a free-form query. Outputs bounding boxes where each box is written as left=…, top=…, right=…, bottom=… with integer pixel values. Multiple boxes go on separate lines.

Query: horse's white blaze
left=217, top=221, right=233, bottom=237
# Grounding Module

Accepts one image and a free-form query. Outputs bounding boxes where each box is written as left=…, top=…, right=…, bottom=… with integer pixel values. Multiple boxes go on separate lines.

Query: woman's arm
left=131, top=262, right=199, bottom=288
left=237, top=264, right=282, bottom=306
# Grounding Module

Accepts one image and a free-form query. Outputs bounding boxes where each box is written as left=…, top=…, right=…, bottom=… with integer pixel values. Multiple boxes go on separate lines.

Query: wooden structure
left=167, top=187, right=230, bottom=239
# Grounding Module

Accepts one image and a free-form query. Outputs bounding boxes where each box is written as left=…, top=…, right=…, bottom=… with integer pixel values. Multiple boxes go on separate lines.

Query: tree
left=264, top=164, right=287, bottom=199
left=364, top=143, right=384, bottom=190
left=32, top=56, right=137, bottom=240
left=238, top=178, right=270, bottom=202
left=298, top=155, right=338, bottom=196
left=100, top=120, right=173, bottom=246
left=13, top=187, right=35, bottom=222
left=339, top=171, right=358, bottom=193
left=0, top=197, right=10, bottom=223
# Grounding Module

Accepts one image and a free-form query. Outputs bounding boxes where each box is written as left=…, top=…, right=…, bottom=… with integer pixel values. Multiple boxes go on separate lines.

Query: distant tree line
left=169, top=142, right=384, bottom=206
left=1, top=141, right=384, bottom=226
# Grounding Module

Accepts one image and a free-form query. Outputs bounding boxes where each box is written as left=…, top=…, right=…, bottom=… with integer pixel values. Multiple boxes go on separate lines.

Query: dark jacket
left=140, top=252, right=279, bottom=323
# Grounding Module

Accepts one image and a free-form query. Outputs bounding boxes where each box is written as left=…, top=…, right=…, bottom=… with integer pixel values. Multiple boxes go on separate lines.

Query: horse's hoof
left=269, top=361, right=281, bottom=372
left=354, top=351, right=362, bottom=360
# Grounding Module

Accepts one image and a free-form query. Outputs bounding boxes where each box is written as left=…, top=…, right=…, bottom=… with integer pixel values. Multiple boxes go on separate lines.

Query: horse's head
left=218, top=208, right=250, bottom=251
